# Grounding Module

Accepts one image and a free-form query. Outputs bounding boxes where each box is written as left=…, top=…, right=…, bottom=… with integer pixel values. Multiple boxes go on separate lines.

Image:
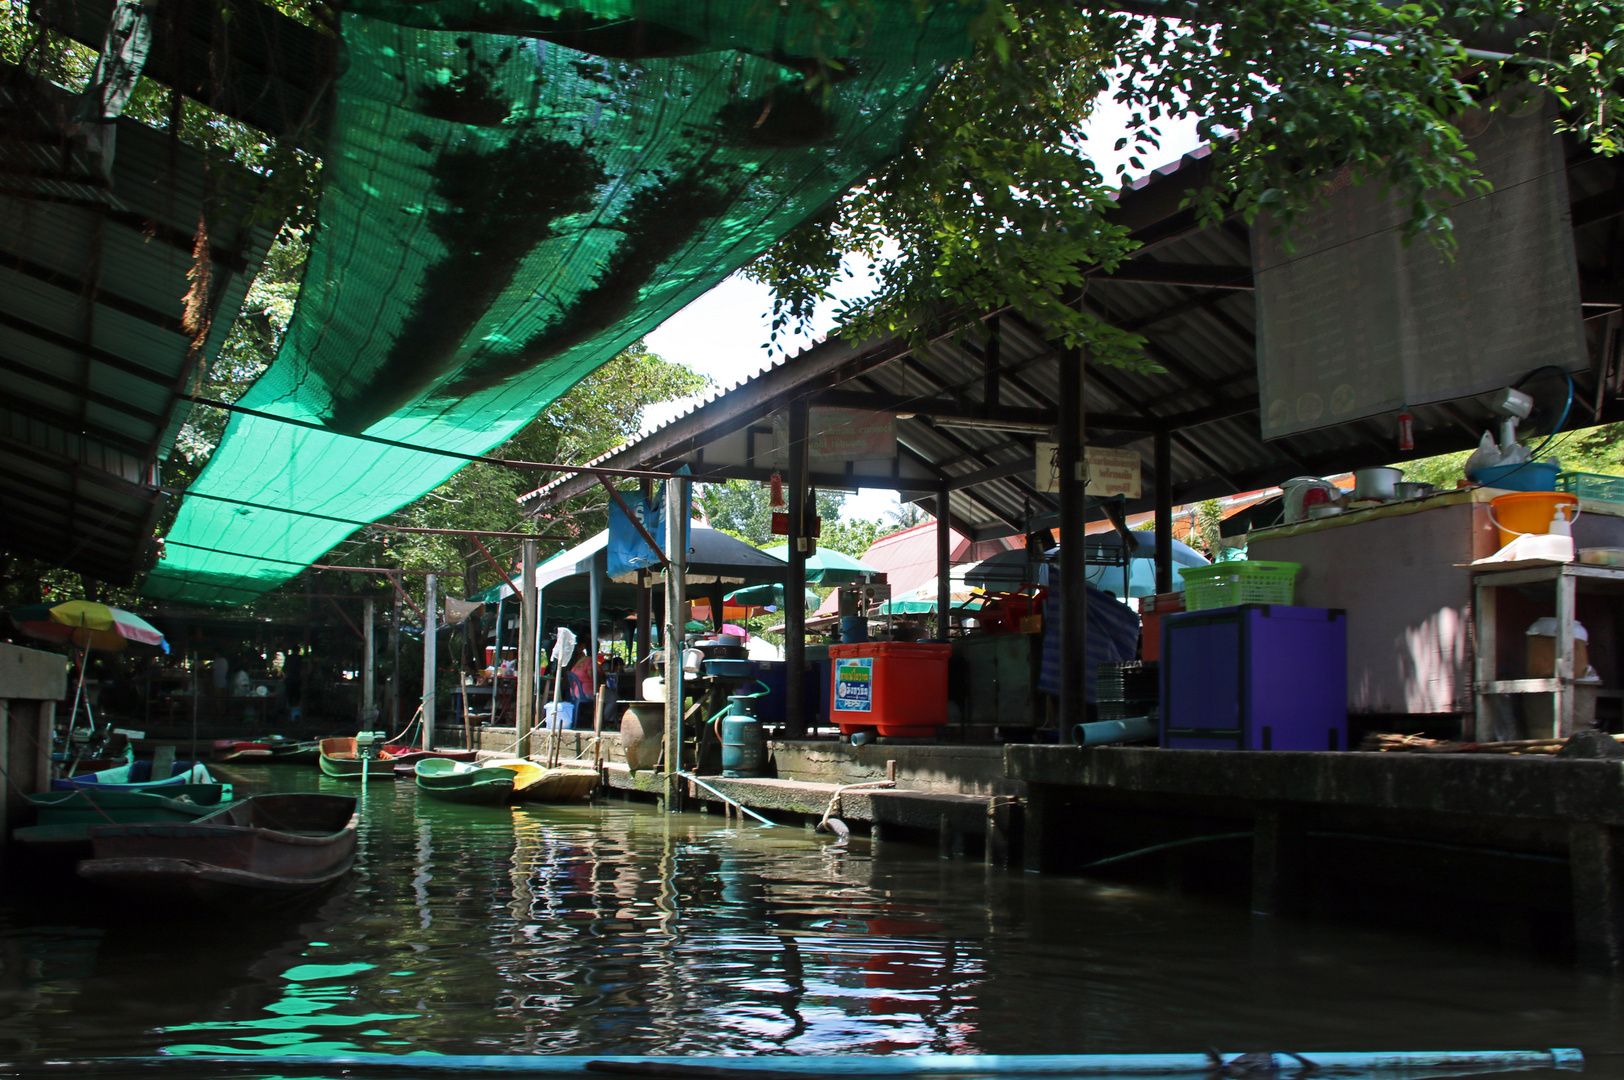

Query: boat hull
left=52, top=761, right=226, bottom=798
left=318, top=738, right=398, bottom=778
left=414, top=759, right=517, bottom=804
left=518, top=767, right=599, bottom=803
left=77, top=793, right=358, bottom=906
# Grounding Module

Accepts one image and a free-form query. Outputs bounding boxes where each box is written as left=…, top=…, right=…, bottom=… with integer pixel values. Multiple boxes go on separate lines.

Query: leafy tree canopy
left=750, top=0, right=1624, bottom=369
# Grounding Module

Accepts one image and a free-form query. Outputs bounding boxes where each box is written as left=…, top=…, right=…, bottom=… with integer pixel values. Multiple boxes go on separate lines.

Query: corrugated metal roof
left=524, top=137, right=1624, bottom=542
left=0, top=65, right=277, bottom=583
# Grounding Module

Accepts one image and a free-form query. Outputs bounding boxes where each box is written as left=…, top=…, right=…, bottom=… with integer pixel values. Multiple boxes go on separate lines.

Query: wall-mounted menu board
left=1254, top=104, right=1585, bottom=440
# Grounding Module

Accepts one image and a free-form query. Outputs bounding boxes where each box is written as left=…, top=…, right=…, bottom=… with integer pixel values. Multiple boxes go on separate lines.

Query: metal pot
left=1352, top=466, right=1404, bottom=502
left=1394, top=481, right=1434, bottom=500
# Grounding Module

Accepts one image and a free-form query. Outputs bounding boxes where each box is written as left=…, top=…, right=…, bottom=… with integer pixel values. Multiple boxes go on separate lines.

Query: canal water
left=2, top=764, right=1623, bottom=1072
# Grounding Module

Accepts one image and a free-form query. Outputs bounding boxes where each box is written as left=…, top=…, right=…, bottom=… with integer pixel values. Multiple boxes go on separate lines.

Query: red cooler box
left=829, top=643, right=952, bottom=736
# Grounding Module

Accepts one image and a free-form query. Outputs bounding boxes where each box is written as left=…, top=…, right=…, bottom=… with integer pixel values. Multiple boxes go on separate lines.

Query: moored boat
left=386, top=746, right=479, bottom=776
left=52, top=760, right=225, bottom=796
left=413, top=758, right=517, bottom=805
left=521, top=766, right=599, bottom=803
left=317, top=738, right=398, bottom=779
left=14, top=789, right=227, bottom=851
left=76, top=793, right=358, bottom=905
left=268, top=739, right=321, bottom=763
left=485, top=758, right=545, bottom=794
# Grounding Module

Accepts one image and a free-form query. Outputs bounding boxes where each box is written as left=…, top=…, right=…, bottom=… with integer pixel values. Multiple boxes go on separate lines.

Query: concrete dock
left=483, top=725, right=1624, bottom=968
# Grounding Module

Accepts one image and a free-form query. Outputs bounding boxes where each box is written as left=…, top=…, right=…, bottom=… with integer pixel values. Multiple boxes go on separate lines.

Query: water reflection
left=0, top=765, right=1622, bottom=1063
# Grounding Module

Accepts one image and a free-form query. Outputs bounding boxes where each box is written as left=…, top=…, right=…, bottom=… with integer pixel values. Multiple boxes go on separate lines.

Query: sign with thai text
left=1035, top=444, right=1143, bottom=498
left=833, top=657, right=874, bottom=713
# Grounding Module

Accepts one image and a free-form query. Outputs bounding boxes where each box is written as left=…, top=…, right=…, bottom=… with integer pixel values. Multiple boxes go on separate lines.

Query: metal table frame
left=1472, top=562, right=1624, bottom=739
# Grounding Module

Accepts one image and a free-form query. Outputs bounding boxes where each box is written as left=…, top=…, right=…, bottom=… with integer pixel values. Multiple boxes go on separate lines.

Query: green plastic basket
left=1557, top=471, right=1624, bottom=504
left=1179, top=561, right=1302, bottom=611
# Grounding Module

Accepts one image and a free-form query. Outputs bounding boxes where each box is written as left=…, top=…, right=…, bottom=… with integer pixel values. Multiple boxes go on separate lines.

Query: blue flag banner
left=608, top=487, right=666, bottom=579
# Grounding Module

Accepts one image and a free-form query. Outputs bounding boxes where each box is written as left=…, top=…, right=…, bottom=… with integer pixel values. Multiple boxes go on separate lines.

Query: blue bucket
left=1469, top=461, right=1560, bottom=492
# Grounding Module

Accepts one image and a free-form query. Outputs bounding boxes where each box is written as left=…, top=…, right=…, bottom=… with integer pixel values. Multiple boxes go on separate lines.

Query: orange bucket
left=1488, top=491, right=1579, bottom=548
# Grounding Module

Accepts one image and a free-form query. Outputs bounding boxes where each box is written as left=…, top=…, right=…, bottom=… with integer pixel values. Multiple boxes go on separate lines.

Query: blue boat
left=52, top=759, right=228, bottom=797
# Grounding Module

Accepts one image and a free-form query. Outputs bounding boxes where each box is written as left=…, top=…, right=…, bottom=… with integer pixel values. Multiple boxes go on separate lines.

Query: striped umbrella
left=7, top=600, right=168, bottom=653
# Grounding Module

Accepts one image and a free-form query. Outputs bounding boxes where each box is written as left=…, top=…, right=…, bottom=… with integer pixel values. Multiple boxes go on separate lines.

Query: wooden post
left=1556, top=568, right=1576, bottom=737
left=1057, top=346, right=1088, bottom=738
left=518, top=540, right=538, bottom=760
left=1471, top=575, right=1495, bottom=744
left=635, top=477, right=654, bottom=689
left=387, top=589, right=401, bottom=729
left=590, top=554, right=605, bottom=695
left=361, top=597, right=376, bottom=726
left=936, top=483, right=952, bottom=641
left=421, top=574, right=437, bottom=750
left=1154, top=430, right=1173, bottom=595
left=785, top=399, right=810, bottom=737
left=664, top=476, right=688, bottom=809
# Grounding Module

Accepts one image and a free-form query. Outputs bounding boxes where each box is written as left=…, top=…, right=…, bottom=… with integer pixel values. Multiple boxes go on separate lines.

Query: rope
left=817, top=780, right=896, bottom=832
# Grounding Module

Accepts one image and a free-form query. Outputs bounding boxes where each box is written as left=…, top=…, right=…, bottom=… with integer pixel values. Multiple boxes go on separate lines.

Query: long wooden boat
left=521, top=766, right=599, bottom=803
left=317, top=738, right=399, bottom=779
left=52, top=760, right=225, bottom=796
left=268, top=739, right=321, bottom=763
left=14, top=789, right=226, bottom=851
left=485, top=758, right=545, bottom=794
left=76, top=793, right=358, bottom=905
left=386, top=745, right=479, bottom=776
left=413, top=758, right=517, bottom=805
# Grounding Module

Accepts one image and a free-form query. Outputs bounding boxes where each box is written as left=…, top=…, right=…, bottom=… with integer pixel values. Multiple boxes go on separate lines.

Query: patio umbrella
left=761, top=544, right=880, bottom=585
left=725, top=583, right=822, bottom=610
left=7, top=600, right=168, bottom=653
left=5, top=601, right=169, bottom=748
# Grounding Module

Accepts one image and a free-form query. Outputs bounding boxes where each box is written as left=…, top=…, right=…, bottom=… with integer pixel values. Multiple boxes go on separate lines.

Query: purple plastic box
left=1159, top=604, right=1348, bottom=751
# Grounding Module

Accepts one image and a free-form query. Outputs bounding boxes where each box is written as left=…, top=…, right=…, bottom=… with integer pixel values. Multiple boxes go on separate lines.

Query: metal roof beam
left=1090, top=256, right=1253, bottom=290
left=0, top=429, right=160, bottom=502
left=813, top=389, right=1055, bottom=428
left=0, top=249, right=185, bottom=335
left=0, top=353, right=168, bottom=426
left=0, top=307, right=182, bottom=391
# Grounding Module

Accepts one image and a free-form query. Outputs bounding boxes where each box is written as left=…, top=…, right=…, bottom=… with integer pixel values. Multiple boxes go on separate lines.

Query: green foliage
left=750, top=0, right=1624, bottom=368
left=820, top=517, right=886, bottom=558
left=695, top=481, right=855, bottom=547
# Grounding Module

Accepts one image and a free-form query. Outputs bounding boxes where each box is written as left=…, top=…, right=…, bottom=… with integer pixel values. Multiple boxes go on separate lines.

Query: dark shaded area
left=415, top=38, right=516, bottom=127
left=325, top=132, right=605, bottom=433
left=440, top=167, right=738, bottom=397
left=716, top=85, right=837, bottom=148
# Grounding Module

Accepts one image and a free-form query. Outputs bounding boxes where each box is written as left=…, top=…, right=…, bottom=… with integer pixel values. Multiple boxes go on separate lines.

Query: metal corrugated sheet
left=0, top=65, right=277, bottom=582
left=526, top=139, right=1624, bottom=542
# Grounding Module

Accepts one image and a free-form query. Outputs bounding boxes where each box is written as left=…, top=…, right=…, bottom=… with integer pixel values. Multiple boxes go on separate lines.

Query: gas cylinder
left=720, top=690, right=766, bottom=778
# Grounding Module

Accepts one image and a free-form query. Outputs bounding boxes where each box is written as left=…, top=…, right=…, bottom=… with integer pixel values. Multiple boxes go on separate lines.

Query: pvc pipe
left=1075, top=716, right=1158, bottom=746
left=678, top=772, right=777, bottom=827
left=117, top=1050, right=1584, bottom=1075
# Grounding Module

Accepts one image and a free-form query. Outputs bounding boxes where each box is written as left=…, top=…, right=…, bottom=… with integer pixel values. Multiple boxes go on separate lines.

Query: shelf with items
left=1472, top=562, right=1624, bottom=739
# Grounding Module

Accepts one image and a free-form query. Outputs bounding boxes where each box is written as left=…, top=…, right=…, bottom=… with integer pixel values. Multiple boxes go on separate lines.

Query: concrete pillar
left=388, top=588, right=401, bottom=728
left=1022, top=783, right=1075, bottom=874
left=1154, top=430, right=1173, bottom=594
left=1057, top=346, right=1088, bottom=737
left=1571, top=823, right=1624, bottom=970
left=0, top=644, right=67, bottom=841
left=517, top=540, right=538, bottom=760
left=422, top=574, right=438, bottom=749
left=986, top=795, right=1020, bottom=869
left=1251, top=802, right=1308, bottom=917
left=784, top=399, right=810, bottom=737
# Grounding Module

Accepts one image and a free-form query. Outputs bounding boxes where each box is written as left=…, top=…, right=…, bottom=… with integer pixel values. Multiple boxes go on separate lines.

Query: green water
left=2, top=765, right=1624, bottom=1069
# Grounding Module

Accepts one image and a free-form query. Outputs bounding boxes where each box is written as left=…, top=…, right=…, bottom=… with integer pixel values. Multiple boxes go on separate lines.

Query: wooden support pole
left=421, top=574, right=437, bottom=750
left=1154, top=430, right=1173, bottom=595
left=936, top=483, right=952, bottom=641
left=785, top=399, right=810, bottom=738
left=1057, top=346, right=1088, bottom=738
left=664, top=476, right=688, bottom=810
left=361, top=597, right=375, bottom=725
left=387, top=589, right=401, bottom=728
left=590, top=555, right=605, bottom=695
left=635, top=478, right=654, bottom=689
left=518, top=540, right=538, bottom=760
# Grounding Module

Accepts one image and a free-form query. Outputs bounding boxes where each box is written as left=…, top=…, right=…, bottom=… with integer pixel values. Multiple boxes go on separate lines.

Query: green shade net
left=146, top=1, right=974, bottom=604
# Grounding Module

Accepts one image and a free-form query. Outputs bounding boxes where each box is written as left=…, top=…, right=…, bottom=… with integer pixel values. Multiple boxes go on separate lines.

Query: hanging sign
left=833, top=657, right=874, bottom=713
left=607, top=487, right=666, bottom=578
left=1034, top=445, right=1143, bottom=498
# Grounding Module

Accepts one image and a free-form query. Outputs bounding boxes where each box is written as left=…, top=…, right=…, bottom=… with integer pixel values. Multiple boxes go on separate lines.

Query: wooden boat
left=14, top=789, right=226, bottom=851
left=317, top=737, right=399, bottom=778
left=485, top=758, right=544, bottom=794
left=52, top=760, right=225, bottom=795
left=413, top=758, right=517, bottom=805
left=386, top=745, right=479, bottom=776
left=214, top=740, right=273, bottom=761
left=76, top=793, right=358, bottom=905
left=268, top=739, right=321, bottom=763
left=522, top=766, right=599, bottom=803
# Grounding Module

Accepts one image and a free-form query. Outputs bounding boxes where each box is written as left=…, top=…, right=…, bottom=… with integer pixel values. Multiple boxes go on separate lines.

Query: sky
left=641, top=92, right=1206, bottom=525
